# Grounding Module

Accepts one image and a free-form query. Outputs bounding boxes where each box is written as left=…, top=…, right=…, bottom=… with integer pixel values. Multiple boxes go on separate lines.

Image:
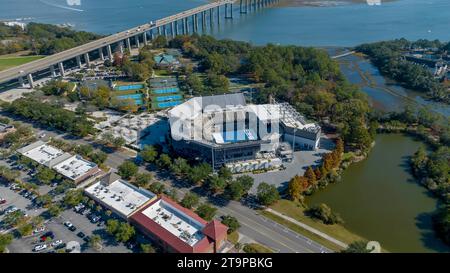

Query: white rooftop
left=141, top=199, right=205, bottom=246
left=21, top=143, right=65, bottom=166
left=53, top=155, right=97, bottom=181
left=85, top=179, right=155, bottom=218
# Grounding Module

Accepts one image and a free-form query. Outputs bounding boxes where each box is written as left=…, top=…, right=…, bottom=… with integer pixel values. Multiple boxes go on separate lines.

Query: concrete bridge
left=0, top=0, right=279, bottom=89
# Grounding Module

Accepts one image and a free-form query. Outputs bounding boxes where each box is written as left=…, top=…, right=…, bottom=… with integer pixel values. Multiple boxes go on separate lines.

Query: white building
left=84, top=176, right=156, bottom=219
left=53, top=155, right=100, bottom=184
left=168, top=93, right=321, bottom=170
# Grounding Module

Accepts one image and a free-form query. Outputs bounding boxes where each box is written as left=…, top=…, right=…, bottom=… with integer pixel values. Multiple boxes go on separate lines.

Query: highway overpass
left=0, top=0, right=279, bottom=88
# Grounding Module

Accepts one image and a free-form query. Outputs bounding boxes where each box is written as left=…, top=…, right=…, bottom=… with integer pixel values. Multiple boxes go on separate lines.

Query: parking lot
left=244, top=137, right=336, bottom=192
left=0, top=182, right=46, bottom=226
left=8, top=207, right=132, bottom=253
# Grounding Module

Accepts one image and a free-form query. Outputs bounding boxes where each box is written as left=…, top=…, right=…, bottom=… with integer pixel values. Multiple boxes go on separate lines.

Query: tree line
left=356, top=39, right=450, bottom=103
left=0, top=22, right=101, bottom=56
left=2, top=98, right=95, bottom=137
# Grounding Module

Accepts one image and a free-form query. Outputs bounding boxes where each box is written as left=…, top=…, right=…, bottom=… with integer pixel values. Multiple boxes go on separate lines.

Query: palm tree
left=89, top=235, right=102, bottom=251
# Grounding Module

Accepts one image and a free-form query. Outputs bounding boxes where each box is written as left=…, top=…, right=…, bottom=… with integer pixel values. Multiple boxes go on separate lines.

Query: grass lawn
left=0, top=55, right=44, bottom=71
left=227, top=231, right=239, bottom=245
left=268, top=199, right=370, bottom=249
left=243, top=243, right=273, bottom=253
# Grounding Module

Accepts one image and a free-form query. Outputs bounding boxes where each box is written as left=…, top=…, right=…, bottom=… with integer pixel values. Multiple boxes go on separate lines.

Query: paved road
left=0, top=0, right=235, bottom=84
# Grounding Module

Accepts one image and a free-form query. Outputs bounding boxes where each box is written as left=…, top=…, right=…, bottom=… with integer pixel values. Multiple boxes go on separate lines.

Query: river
left=307, top=134, right=449, bottom=253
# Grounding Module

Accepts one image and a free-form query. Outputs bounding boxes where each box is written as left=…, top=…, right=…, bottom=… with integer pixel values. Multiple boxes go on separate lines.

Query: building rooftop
left=18, top=141, right=65, bottom=166
left=53, top=155, right=98, bottom=181
left=140, top=198, right=206, bottom=246
left=85, top=179, right=156, bottom=218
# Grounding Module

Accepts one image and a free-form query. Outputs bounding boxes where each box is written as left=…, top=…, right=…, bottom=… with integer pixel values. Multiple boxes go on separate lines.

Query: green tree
left=180, top=192, right=200, bottom=209
left=206, top=175, right=227, bottom=194
left=139, top=145, right=158, bottom=163
left=148, top=182, right=165, bottom=194
left=306, top=203, right=344, bottom=225
left=118, top=161, right=138, bottom=179
left=221, top=215, right=240, bottom=234
left=196, top=204, right=217, bottom=221
left=115, top=222, right=135, bottom=242
left=0, top=234, right=13, bottom=253
left=157, top=154, right=172, bottom=169
left=225, top=175, right=254, bottom=200
left=48, top=204, right=63, bottom=217
left=134, top=173, right=152, bottom=188
left=36, top=167, right=56, bottom=185
left=341, top=241, right=372, bottom=253
left=256, top=182, right=280, bottom=206
left=89, top=234, right=102, bottom=250
left=140, top=243, right=156, bottom=253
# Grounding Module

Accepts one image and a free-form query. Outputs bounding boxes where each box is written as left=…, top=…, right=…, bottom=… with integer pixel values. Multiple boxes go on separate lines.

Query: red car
left=0, top=198, right=6, bottom=205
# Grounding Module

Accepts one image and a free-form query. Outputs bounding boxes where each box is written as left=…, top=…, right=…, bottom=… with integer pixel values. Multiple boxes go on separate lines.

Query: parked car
left=83, top=236, right=90, bottom=243
left=68, top=226, right=77, bottom=232
left=91, top=216, right=101, bottom=224
left=33, top=244, right=48, bottom=252
left=51, top=240, right=63, bottom=248
left=33, top=226, right=45, bottom=234
left=40, top=231, right=55, bottom=242
left=64, top=221, right=73, bottom=228
left=0, top=198, right=6, bottom=205
left=77, top=232, right=85, bottom=238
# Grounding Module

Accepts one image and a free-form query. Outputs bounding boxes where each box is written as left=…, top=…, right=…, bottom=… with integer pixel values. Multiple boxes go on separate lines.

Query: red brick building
left=130, top=196, right=228, bottom=253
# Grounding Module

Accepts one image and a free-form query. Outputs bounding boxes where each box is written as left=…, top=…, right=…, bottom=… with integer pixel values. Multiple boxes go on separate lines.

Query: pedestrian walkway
left=265, top=208, right=348, bottom=249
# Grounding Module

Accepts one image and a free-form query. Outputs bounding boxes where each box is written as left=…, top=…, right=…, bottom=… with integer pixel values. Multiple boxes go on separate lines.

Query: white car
left=51, top=240, right=63, bottom=247
left=33, top=227, right=45, bottom=234
left=33, top=244, right=47, bottom=252
left=64, top=221, right=73, bottom=228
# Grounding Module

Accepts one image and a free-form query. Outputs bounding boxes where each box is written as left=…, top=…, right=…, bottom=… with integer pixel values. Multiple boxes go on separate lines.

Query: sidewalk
left=265, top=208, right=348, bottom=249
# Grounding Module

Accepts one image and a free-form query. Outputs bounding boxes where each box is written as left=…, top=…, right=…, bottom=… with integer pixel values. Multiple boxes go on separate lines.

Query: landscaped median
left=260, top=199, right=381, bottom=252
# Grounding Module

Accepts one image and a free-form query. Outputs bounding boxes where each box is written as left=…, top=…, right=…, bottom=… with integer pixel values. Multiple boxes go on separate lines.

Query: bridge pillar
left=50, top=65, right=56, bottom=77
left=126, top=38, right=131, bottom=50
left=157, top=26, right=162, bottom=36
left=195, top=14, right=199, bottom=32
left=98, top=48, right=105, bottom=61
left=163, top=25, right=168, bottom=37
left=174, top=21, right=179, bottom=36
left=58, top=62, right=65, bottom=76
left=182, top=18, right=187, bottom=34
left=217, top=6, right=220, bottom=24
left=76, top=55, right=82, bottom=68
left=143, top=32, right=148, bottom=45
left=119, top=42, right=124, bottom=54
left=202, top=11, right=206, bottom=32
left=18, top=76, right=25, bottom=87
left=171, top=22, right=175, bottom=38
left=209, top=8, right=214, bottom=27
left=84, top=53, right=90, bottom=67
left=27, top=73, right=34, bottom=89
left=136, top=35, right=140, bottom=48
left=150, top=29, right=155, bottom=40
left=107, top=45, right=113, bottom=60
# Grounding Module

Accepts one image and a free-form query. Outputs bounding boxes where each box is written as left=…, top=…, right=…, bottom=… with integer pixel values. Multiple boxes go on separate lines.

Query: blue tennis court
left=114, top=84, right=144, bottom=91
left=152, top=87, right=179, bottom=94
left=155, top=94, right=182, bottom=102
left=116, top=94, right=143, bottom=100
left=157, top=100, right=182, bottom=108
left=220, top=129, right=257, bottom=143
